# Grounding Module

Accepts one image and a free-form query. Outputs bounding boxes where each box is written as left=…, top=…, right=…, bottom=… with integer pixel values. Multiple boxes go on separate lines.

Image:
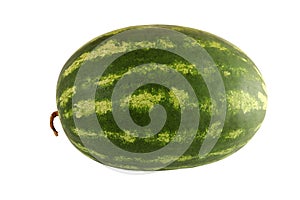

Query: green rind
left=56, top=25, right=267, bottom=171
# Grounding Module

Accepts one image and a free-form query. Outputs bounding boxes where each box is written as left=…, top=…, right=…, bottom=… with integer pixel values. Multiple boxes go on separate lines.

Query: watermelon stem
left=50, top=111, right=59, bottom=136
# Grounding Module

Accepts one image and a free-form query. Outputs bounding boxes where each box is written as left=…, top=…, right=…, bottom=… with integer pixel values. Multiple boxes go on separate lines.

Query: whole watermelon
left=55, top=25, right=267, bottom=171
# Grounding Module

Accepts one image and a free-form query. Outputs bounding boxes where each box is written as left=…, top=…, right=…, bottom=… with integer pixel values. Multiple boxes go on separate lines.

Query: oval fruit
left=55, top=25, right=267, bottom=171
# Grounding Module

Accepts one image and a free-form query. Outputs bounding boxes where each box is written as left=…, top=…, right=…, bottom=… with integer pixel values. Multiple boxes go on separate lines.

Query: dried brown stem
left=50, top=111, right=59, bottom=136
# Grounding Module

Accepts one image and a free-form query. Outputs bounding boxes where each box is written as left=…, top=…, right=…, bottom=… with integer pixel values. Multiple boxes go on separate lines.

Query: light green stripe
left=86, top=39, right=176, bottom=61
left=203, top=40, right=229, bottom=51
left=224, top=129, right=244, bottom=139
left=219, top=65, right=248, bottom=77
left=199, top=97, right=213, bottom=113
left=170, top=87, right=198, bottom=110
left=62, top=99, right=112, bottom=119
left=227, top=90, right=266, bottom=114
left=71, top=128, right=137, bottom=144
left=208, top=142, right=246, bottom=156
left=112, top=155, right=180, bottom=164
left=103, top=162, right=141, bottom=170
left=63, top=52, right=88, bottom=77
left=62, top=110, right=73, bottom=119
left=156, top=132, right=171, bottom=144
left=98, top=74, right=122, bottom=87
left=70, top=140, right=107, bottom=159
left=70, top=135, right=247, bottom=168
left=59, top=86, right=76, bottom=107
left=257, top=91, right=267, bottom=110
left=262, top=81, right=267, bottom=94
left=177, top=155, right=194, bottom=162
left=205, top=122, right=223, bottom=138
left=121, top=91, right=163, bottom=111
left=223, top=70, right=231, bottom=77
left=106, top=130, right=137, bottom=143
left=118, top=87, right=197, bottom=112
left=253, top=122, right=263, bottom=132
left=70, top=127, right=192, bottom=148
left=172, top=61, right=198, bottom=75
left=62, top=38, right=176, bottom=78
left=72, top=128, right=99, bottom=137
left=98, top=62, right=198, bottom=88
left=240, top=57, right=248, bottom=62
left=73, top=99, right=112, bottom=118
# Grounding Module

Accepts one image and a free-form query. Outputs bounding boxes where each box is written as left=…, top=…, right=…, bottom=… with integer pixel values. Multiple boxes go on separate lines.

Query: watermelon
left=53, top=25, right=267, bottom=171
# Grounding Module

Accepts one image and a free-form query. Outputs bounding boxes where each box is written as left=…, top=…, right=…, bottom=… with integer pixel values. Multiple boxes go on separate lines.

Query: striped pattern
left=56, top=25, right=267, bottom=171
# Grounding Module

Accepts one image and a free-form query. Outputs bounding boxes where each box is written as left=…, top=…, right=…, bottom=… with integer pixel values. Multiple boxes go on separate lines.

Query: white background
left=1, top=0, right=299, bottom=199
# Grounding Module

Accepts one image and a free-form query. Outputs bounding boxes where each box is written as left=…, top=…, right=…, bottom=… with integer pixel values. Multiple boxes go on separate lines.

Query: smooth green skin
left=56, top=25, right=267, bottom=170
